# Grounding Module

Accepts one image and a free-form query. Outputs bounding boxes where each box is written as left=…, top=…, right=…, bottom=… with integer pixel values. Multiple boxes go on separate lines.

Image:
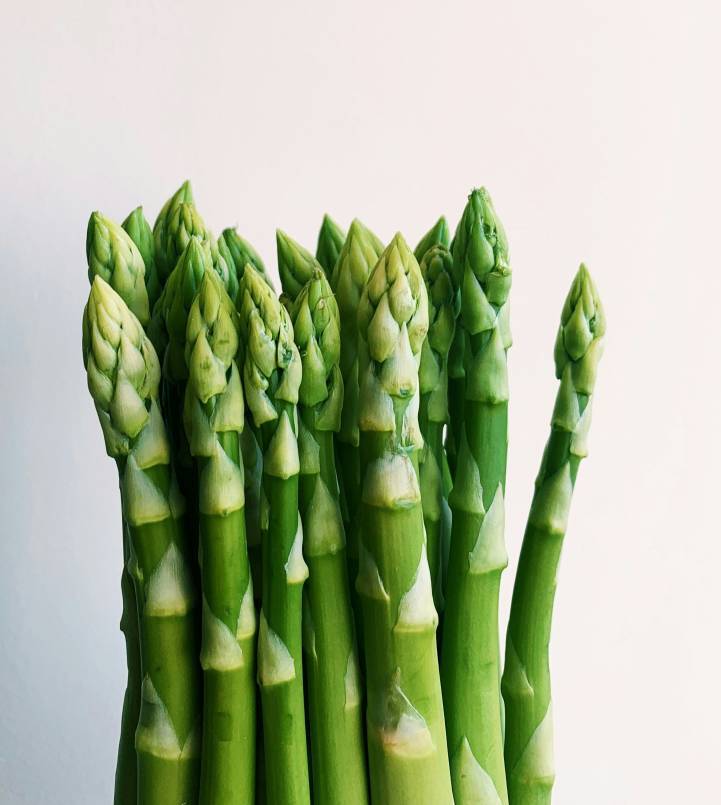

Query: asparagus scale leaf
left=83, top=278, right=201, bottom=804
left=357, top=233, right=453, bottom=805
left=502, top=265, right=605, bottom=805
left=237, top=265, right=310, bottom=805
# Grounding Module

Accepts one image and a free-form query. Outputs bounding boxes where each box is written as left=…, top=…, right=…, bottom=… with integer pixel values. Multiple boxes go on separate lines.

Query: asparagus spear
left=414, top=216, right=450, bottom=264
left=219, top=228, right=275, bottom=291
left=329, top=219, right=384, bottom=616
left=356, top=233, right=453, bottom=805
left=85, top=212, right=151, bottom=803
left=276, top=229, right=323, bottom=303
left=87, top=211, right=150, bottom=326
left=315, top=214, right=346, bottom=276
left=289, top=269, right=369, bottom=805
left=122, top=206, right=162, bottom=312
left=418, top=244, right=458, bottom=610
left=83, top=278, right=201, bottom=804
left=153, top=181, right=198, bottom=285
left=184, top=269, right=256, bottom=804
left=502, top=266, right=605, bottom=805
left=441, top=188, right=512, bottom=805
left=236, top=265, right=310, bottom=805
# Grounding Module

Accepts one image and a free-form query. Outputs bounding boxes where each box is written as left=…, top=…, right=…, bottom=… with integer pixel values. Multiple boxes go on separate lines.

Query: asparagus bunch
left=82, top=182, right=605, bottom=805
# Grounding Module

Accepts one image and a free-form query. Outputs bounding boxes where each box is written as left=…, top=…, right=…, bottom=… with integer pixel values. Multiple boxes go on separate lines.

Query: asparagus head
left=315, top=214, right=346, bottom=276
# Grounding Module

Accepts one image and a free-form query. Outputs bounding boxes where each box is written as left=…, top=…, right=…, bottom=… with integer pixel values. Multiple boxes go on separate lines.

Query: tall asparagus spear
left=153, top=181, right=198, bottom=286
left=441, top=188, right=512, bottom=805
left=83, top=278, right=201, bottom=804
left=184, top=269, right=256, bottom=804
left=289, top=269, right=369, bottom=805
left=236, top=265, right=310, bottom=805
left=329, top=219, right=384, bottom=614
left=502, top=266, right=605, bottom=805
left=276, top=230, right=323, bottom=303
left=414, top=216, right=450, bottom=264
left=356, top=233, right=453, bottom=805
left=122, top=206, right=162, bottom=312
left=86, top=210, right=151, bottom=804
left=219, top=228, right=275, bottom=291
left=315, top=214, right=346, bottom=276
left=417, top=244, right=458, bottom=610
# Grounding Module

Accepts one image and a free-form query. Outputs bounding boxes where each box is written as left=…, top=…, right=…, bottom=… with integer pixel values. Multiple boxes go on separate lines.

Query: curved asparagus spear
left=357, top=233, right=453, bottom=805
left=83, top=278, right=201, bottom=804
left=290, top=270, right=369, bottom=805
left=237, top=265, right=310, bottom=805
left=502, top=266, right=605, bottom=805
left=184, top=269, right=256, bottom=804
left=315, top=214, right=346, bottom=276
left=87, top=211, right=150, bottom=326
left=414, top=216, right=450, bottom=263
left=123, top=206, right=162, bottom=312
left=219, top=228, right=275, bottom=291
left=418, top=244, right=457, bottom=610
left=86, top=211, right=149, bottom=803
left=329, top=219, right=384, bottom=615
left=441, top=187, right=512, bottom=805
left=276, top=230, right=322, bottom=303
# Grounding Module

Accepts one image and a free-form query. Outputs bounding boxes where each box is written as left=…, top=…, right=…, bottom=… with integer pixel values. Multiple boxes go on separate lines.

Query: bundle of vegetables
left=83, top=182, right=605, bottom=805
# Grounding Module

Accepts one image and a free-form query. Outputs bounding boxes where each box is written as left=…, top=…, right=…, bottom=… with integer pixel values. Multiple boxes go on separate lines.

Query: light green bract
left=502, top=265, right=605, bottom=805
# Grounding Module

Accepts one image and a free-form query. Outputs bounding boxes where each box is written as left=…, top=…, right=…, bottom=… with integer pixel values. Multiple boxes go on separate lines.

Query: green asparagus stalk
left=87, top=211, right=151, bottom=327
left=276, top=230, right=323, bottom=303
left=441, top=188, right=512, bottom=805
left=417, top=244, right=457, bottom=610
left=356, top=233, right=453, bottom=805
left=86, top=211, right=151, bottom=803
left=289, top=269, right=369, bottom=805
left=153, top=181, right=198, bottom=285
left=123, top=206, right=162, bottom=312
left=315, top=214, right=346, bottom=276
left=219, top=228, right=275, bottom=291
left=83, top=278, right=201, bottom=804
left=184, top=269, right=256, bottom=804
left=329, top=219, right=384, bottom=612
left=414, top=216, right=450, bottom=264
left=236, top=265, right=310, bottom=805
left=502, top=265, right=605, bottom=805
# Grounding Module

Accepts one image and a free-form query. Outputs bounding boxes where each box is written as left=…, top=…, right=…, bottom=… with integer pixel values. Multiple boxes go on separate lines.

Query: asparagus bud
left=315, top=214, right=346, bottom=276
left=122, top=206, right=162, bottom=312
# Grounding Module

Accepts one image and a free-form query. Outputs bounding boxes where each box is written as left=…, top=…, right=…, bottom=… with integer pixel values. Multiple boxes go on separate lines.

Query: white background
left=1, top=1, right=719, bottom=803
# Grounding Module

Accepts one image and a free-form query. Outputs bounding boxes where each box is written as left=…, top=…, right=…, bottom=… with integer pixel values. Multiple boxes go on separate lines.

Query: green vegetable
left=122, top=206, right=162, bottom=312
left=276, top=229, right=323, bottom=303
left=414, top=216, right=450, bottom=263
left=417, top=244, right=457, bottom=610
left=237, top=265, right=310, bottom=805
left=153, top=181, right=200, bottom=285
left=219, top=228, right=275, bottom=291
left=290, top=269, right=369, bottom=805
left=315, top=214, right=346, bottom=276
left=441, top=188, right=512, bottom=805
left=184, top=269, right=256, bottom=804
left=83, top=278, right=201, bottom=804
left=329, top=218, right=384, bottom=619
left=87, top=211, right=150, bottom=326
left=502, top=265, right=605, bottom=805
left=356, top=233, right=453, bottom=805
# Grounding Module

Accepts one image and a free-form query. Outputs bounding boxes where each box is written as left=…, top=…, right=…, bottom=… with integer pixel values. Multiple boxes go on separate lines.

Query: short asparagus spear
left=502, top=266, right=605, bottom=805
left=276, top=230, right=323, bottom=303
left=236, top=265, right=310, bottom=805
left=418, top=244, right=458, bottom=610
left=122, top=206, right=162, bottom=312
left=86, top=211, right=150, bottom=803
left=184, top=269, right=257, bottom=804
left=329, top=219, right=384, bottom=615
left=290, top=270, right=369, bottom=805
left=442, top=188, right=512, bottom=805
left=83, top=278, right=201, bottom=804
left=315, top=214, right=346, bottom=276
left=357, top=233, right=453, bottom=805
left=414, top=216, right=450, bottom=264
